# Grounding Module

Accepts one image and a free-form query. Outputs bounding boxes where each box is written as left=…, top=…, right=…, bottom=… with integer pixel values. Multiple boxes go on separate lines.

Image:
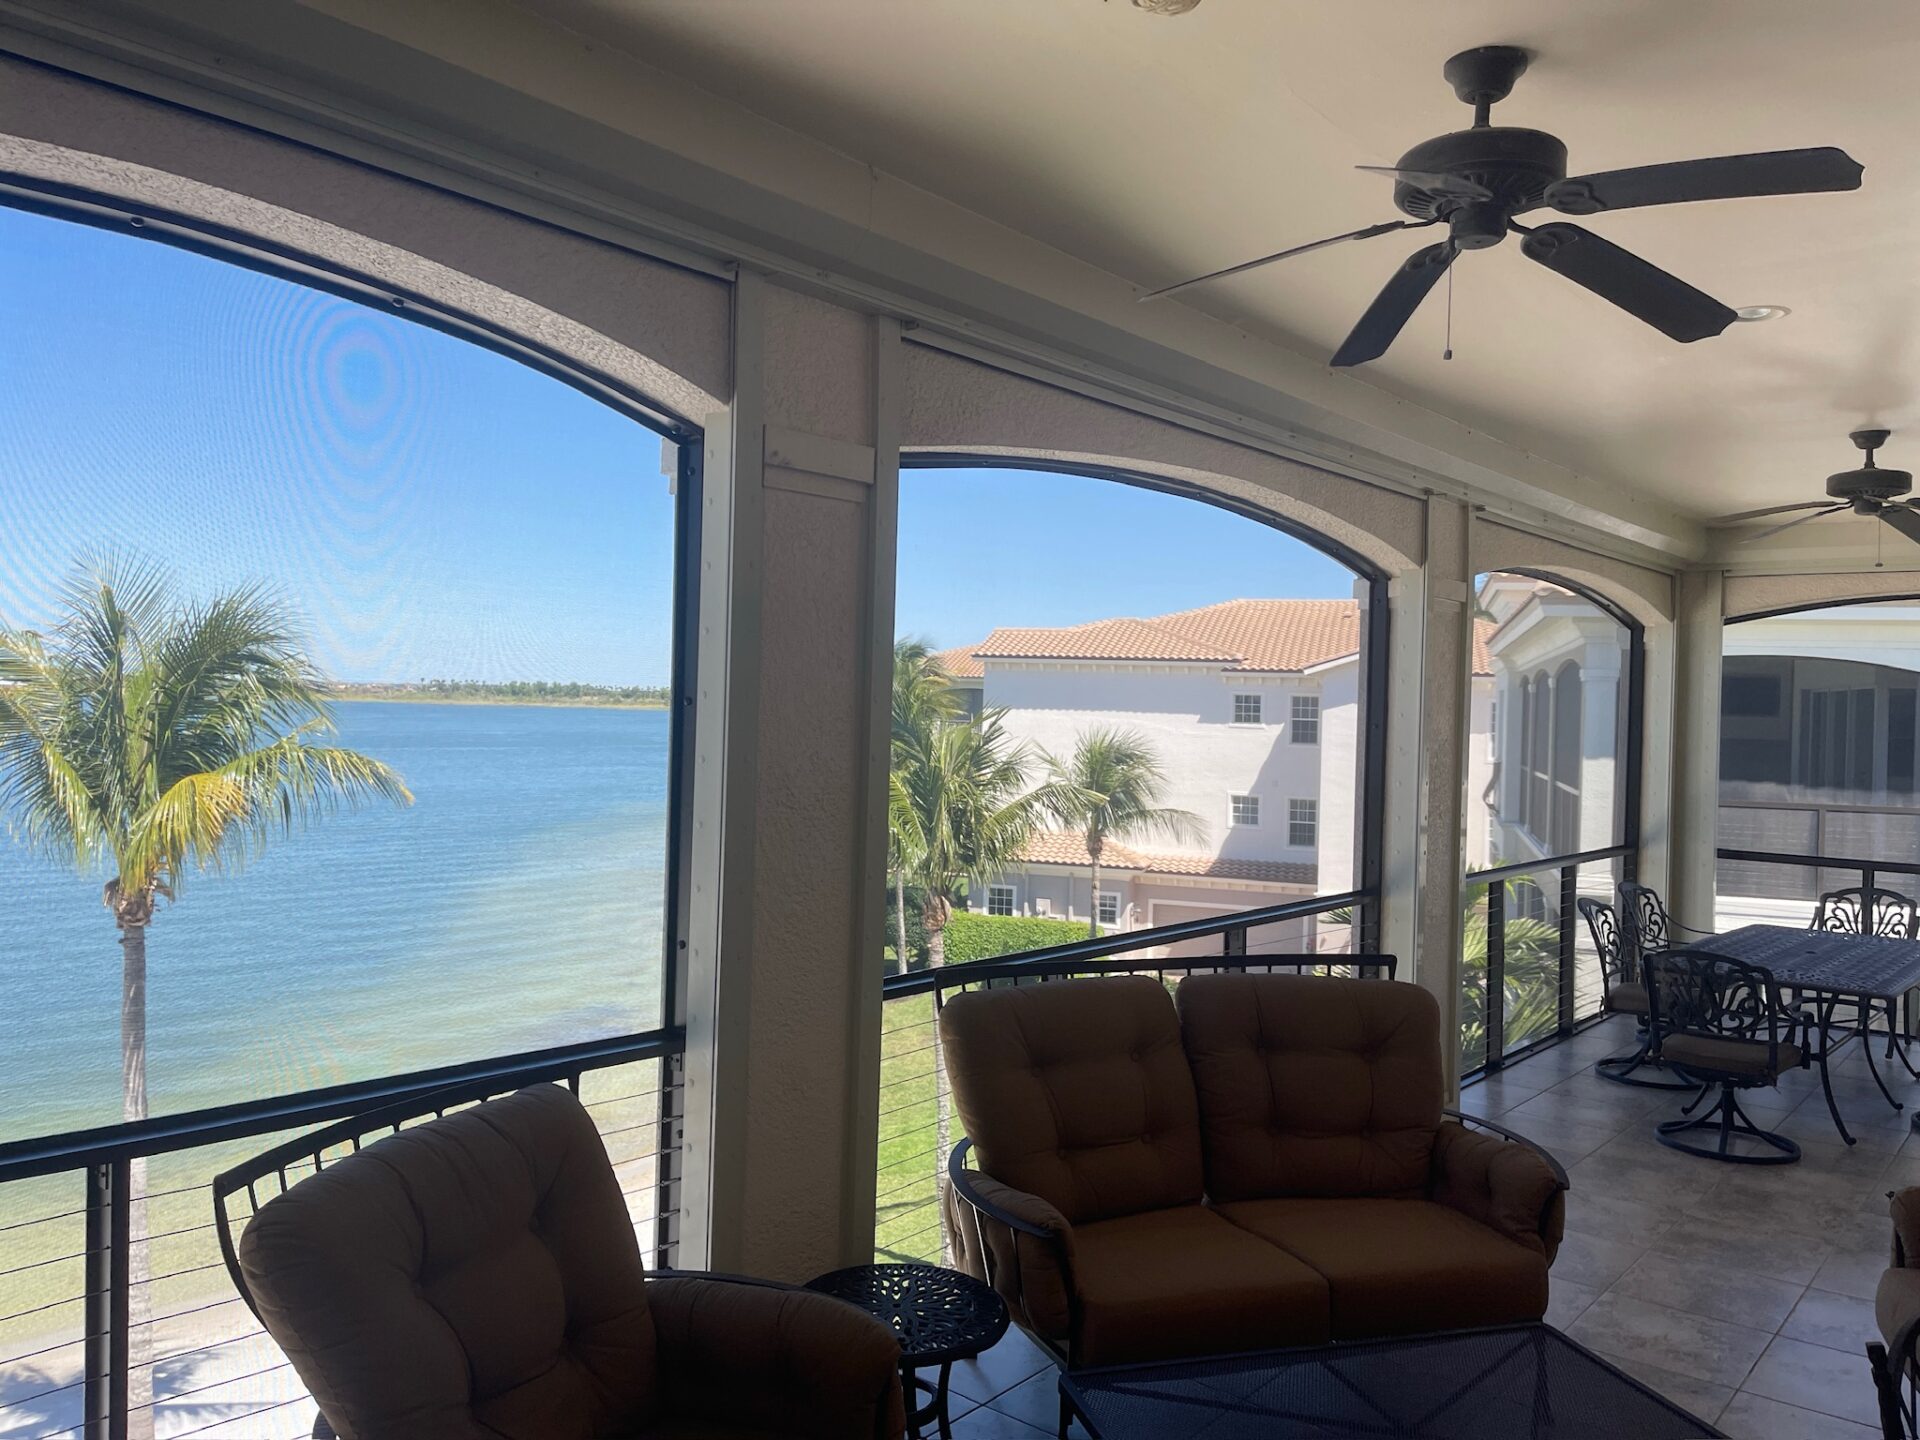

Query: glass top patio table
left=1059, top=1324, right=1722, bottom=1439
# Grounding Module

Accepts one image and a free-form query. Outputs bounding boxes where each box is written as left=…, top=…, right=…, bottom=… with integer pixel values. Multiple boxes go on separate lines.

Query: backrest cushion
left=1177, top=973, right=1443, bottom=1201
left=939, top=975, right=1203, bottom=1224
left=239, top=1084, right=654, bottom=1440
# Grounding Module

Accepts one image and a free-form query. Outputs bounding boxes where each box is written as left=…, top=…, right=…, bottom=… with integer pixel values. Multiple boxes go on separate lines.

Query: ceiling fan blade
left=1519, top=223, right=1737, bottom=343
left=1330, top=241, right=1456, bottom=368
left=1545, top=147, right=1863, bottom=215
left=1708, top=500, right=1847, bottom=526
left=1355, top=166, right=1494, bottom=200
left=1139, top=219, right=1433, bottom=302
left=1881, top=506, right=1920, bottom=545
left=1736, top=504, right=1848, bottom=544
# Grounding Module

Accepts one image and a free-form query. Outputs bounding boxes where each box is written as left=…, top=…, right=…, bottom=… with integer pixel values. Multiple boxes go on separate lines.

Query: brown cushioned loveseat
left=941, top=972, right=1566, bottom=1368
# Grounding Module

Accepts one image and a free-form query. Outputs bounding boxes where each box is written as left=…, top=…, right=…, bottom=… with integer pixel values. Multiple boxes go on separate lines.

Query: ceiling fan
left=1140, top=45, right=1863, bottom=368
left=1712, top=430, right=1920, bottom=545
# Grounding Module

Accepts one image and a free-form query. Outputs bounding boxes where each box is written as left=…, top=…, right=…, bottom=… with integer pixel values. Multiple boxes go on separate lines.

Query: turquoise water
left=0, top=702, right=669, bottom=1144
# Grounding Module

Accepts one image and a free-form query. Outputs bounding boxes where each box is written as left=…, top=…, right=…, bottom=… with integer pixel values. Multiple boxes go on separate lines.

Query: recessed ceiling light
left=1735, top=305, right=1791, bottom=322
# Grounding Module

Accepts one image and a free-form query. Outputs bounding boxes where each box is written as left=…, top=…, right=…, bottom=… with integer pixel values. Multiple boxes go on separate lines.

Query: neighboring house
left=936, top=596, right=1493, bottom=955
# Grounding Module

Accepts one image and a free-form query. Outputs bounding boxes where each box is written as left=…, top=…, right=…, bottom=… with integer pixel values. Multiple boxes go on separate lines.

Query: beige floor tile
left=1742, top=1335, right=1883, bottom=1428
left=1649, top=1212, right=1828, bottom=1288
left=1545, top=1276, right=1601, bottom=1329
left=1611, top=1253, right=1807, bottom=1331
left=1569, top=1292, right=1772, bottom=1390
left=1782, top=1289, right=1880, bottom=1356
left=1716, top=1391, right=1882, bottom=1439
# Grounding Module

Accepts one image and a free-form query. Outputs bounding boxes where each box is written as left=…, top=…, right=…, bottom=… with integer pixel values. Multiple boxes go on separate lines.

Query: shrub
left=941, top=911, right=1095, bottom=966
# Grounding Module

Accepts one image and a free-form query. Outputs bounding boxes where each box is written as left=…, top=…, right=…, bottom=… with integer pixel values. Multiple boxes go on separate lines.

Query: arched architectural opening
left=1462, top=570, right=1641, bottom=1074
left=1717, top=595, right=1920, bottom=926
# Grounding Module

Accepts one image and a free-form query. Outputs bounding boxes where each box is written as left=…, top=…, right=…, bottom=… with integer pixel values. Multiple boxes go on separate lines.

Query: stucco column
left=1381, top=497, right=1473, bottom=1093
left=681, top=276, right=897, bottom=1278
left=1668, top=569, right=1725, bottom=932
left=1578, top=646, right=1621, bottom=854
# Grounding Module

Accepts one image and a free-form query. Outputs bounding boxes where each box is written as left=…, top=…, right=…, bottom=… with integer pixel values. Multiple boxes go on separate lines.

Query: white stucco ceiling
left=517, top=0, right=1920, bottom=527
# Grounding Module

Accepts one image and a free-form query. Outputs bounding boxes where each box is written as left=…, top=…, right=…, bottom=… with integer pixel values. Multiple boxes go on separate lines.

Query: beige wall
left=1725, top=567, right=1920, bottom=619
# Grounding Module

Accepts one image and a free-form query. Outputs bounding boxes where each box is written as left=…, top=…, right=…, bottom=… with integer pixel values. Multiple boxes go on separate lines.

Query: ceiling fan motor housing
left=1827, top=467, right=1914, bottom=505
left=1391, top=128, right=1568, bottom=246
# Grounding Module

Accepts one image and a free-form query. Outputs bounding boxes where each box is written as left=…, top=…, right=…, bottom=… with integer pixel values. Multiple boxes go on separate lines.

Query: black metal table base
left=905, top=1360, right=956, bottom=1439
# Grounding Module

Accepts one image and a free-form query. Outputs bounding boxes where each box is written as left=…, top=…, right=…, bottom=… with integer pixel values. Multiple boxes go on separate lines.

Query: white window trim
left=985, top=883, right=1017, bottom=917
left=1290, top=694, right=1321, bottom=745
left=1231, top=692, right=1264, bottom=726
left=1229, top=793, right=1261, bottom=827
left=1288, top=798, right=1319, bottom=848
left=1096, top=892, right=1121, bottom=925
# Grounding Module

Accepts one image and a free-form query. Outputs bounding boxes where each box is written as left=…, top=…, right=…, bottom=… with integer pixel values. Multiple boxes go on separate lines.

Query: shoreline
left=330, top=693, right=669, bottom=711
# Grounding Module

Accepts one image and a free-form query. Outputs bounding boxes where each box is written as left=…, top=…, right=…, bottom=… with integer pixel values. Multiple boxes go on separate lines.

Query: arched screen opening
left=1717, top=598, right=1920, bottom=926
left=1463, top=571, right=1637, bottom=1075
left=874, top=458, right=1383, bottom=1262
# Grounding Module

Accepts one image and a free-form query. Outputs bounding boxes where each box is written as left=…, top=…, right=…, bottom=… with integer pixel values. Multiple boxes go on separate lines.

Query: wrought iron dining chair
left=1578, top=897, right=1691, bottom=1090
left=1813, top=886, right=1920, bottom=939
left=1617, top=881, right=1712, bottom=965
left=1645, top=949, right=1806, bottom=1165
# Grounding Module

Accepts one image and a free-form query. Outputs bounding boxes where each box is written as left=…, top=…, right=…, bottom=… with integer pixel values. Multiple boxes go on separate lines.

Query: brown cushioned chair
left=942, top=973, right=1565, bottom=1370
left=1869, top=1187, right=1920, bottom=1438
left=226, top=1084, right=905, bottom=1440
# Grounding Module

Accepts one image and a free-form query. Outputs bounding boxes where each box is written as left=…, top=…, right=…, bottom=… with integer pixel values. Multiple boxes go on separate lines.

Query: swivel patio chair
left=1617, top=880, right=1712, bottom=964
left=1645, top=949, right=1806, bottom=1165
left=1812, top=886, right=1919, bottom=939
left=213, top=1083, right=905, bottom=1440
left=1577, top=897, right=1691, bottom=1090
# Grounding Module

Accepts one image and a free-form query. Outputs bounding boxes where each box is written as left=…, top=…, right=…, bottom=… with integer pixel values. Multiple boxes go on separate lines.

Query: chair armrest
left=946, top=1138, right=1076, bottom=1342
left=647, top=1272, right=906, bottom=1440
left=1432, top=1112, right=1568, bottom=1263
left=1892, top=1189, right=1920, bottom=1269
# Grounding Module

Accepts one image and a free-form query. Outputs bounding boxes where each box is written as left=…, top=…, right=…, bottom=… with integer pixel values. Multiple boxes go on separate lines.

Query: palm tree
left=0, top=558, right=411, bottom=1434
left=888, top=639, right=959, bottom=975
left=1044, top=727, right=1206, bottom=937
left=892, top=709, right=1061, bottom=968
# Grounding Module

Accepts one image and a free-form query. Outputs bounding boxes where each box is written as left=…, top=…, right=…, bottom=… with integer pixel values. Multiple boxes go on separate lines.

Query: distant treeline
left=331, top=680, right=671, bottom=708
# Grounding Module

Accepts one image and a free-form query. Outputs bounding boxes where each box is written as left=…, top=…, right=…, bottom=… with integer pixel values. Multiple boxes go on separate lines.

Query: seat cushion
left=1662, top=1033, right=1802, bottom=1079
left=1176, top=974, right=1442, bottom=1201
left=239, top=1084, right=656, bottom=1440
left=1607, top=981, right=1649, bottom=1016
left=1214, top=1197, right=1549, bottom=1339
left=1879, top=1268, right=1920, bottom=1358
left=940, top=976, right=1203, bottom=1224
left=1070, top=1204, right=1332, bottom=1365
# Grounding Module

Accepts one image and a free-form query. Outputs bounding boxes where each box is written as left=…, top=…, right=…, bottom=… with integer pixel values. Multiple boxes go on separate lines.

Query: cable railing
left=1461, top=843, right=1636, bottom=1080
left=874, top=890, right=1382, bottom=1265
left=0, top=1028, right=684, bottom=1440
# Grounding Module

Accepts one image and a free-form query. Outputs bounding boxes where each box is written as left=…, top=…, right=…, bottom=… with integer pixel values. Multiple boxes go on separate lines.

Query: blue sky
left=0, top=205, right=1353, bottom=679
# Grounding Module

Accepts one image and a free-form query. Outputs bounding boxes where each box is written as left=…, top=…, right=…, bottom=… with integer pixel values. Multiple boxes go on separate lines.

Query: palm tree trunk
left=894, top=873, right=911, bottom=976
left=120, top=921, right=154, bottom=1440
left=1088, top=854, right=1102, bottom=939
left=925, top=899, right=952, bottom=1263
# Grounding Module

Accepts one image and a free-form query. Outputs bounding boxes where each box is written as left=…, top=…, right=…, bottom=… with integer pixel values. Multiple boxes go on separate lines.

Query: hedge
left=941, top=910, right=1095, bottom=966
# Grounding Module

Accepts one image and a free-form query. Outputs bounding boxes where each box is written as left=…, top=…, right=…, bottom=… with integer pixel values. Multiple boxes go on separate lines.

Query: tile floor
left=938, top=1014, right=1913, bottom=1438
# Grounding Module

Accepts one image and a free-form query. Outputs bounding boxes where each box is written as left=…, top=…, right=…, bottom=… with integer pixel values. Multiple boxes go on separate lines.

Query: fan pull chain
left=1443, top=259, right=1454, bottom=361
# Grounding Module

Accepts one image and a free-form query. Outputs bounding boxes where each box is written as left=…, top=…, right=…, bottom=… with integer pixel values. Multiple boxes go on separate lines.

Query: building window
left=1232, top=693, right=1263, bottom=724
left=1230, top=794, right=1261, bottom=827
left=1096, top=892, right=1120, bottom=926
left=986, top=884, right=1017, bottom=917
left=1290, top=695, right=1321, bottom=744
left=1289, top=798, right=1319, bottom=848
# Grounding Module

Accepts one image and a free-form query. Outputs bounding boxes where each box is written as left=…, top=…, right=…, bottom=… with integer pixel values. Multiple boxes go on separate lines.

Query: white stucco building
left=938, top=597, right=1490, bottom=955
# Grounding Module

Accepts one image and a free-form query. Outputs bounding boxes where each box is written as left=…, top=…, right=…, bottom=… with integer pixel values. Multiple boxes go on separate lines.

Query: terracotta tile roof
left=974, top=618, right=1243, bottom=664
left=1016, top=831, right=1316, bottom=887
left=942, top=602, right=1494, bottom=677
left=932, top=644, right=983, bottom=679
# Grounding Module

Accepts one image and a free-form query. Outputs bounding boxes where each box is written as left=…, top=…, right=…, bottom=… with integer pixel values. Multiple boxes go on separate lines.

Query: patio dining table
left=1685, top=923, right=1920, bottom=1146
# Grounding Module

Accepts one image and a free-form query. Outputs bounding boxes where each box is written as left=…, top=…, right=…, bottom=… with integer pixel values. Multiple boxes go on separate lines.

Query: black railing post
left=1486, top=881, right=1507, bottom=1071
left=653, top=1052, right=684, bottom=1269
left=108, top=1156, right=130, bottom=1440
left=83, top=1163, right=111, bottom=1440
left=1558, top=864, right=1577, bottom=1035
left=1224, top=924, right=1247, bottom=972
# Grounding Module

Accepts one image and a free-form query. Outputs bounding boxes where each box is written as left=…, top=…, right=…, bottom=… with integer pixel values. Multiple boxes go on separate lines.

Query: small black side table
left=806, top=1262, right=1010, bottom=1439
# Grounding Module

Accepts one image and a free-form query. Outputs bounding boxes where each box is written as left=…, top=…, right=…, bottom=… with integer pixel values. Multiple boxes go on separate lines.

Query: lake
left=0, top=702, right=670, bottom=1145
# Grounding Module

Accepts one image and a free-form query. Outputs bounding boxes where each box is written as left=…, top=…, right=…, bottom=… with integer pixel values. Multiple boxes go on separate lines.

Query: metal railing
left=1462, top=844, right=1636, bottom=1080
left=0, top=1028, right=684, bottom=1440
left=873, top=890, right=1381, bottom=1264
